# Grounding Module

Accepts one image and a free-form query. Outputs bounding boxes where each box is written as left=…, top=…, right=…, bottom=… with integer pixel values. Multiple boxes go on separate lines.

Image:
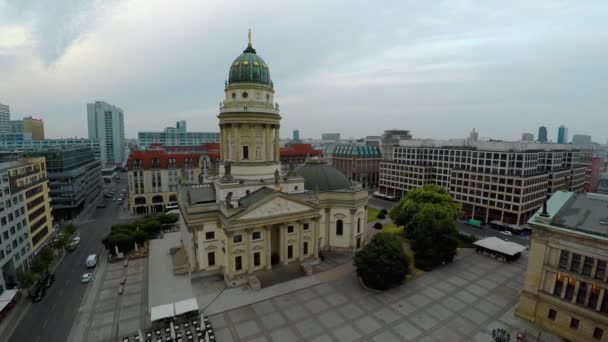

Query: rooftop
left=398, top=139, right=596, bottom=152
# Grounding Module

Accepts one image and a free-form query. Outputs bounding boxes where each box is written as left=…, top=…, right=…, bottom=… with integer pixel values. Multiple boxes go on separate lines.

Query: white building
left=0, top=103, right=10, bottom=134
left=87, top=101, right=126, bottom=167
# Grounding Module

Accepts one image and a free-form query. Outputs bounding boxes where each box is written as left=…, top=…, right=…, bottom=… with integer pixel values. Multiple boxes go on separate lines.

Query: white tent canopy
left=473, top=237, right=526, bottom=256
left=174, top=298, right=199, bottom=316
left=151, top=303, right=175, bottom=322
left=0, top=289, right=19, bottom=312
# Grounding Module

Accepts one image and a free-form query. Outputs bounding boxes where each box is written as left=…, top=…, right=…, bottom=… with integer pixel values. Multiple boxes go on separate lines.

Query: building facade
left=378, top=140, right=592, bottom=225
left=22, top=147, right=102, bottom=220
left=0, top=136, right=101, bottom=161
left=539, top=126, right=548, bottom=143
left=381, top=129, right=412, bottom=161
left=321, top=133, right=340, bottom=142
left=331, top=145, right=381, bottom=188
left=138, top=121, right=219, bottom=150
left=11, top=117, right=45, bottom=140
left=87, top=101, right=126, bottom=167
left=0, top=103, right=10, bottom=134
left=522, top=133, right=535, bottom=141
left=127, top=149, right=203, bottom=214
left=558, top=125, right=569, bottom=144
left=0, top=162, right=32, bottom=293
left=178, top=36, right=367, bottom=287
left=516, top=192, right=608, bottom=342
left=280, top=143, right=322, bottom=171
left=573, top=134, right=593, bottom=146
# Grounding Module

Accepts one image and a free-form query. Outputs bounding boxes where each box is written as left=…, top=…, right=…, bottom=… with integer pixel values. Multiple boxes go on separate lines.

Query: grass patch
left=367, top=207, right=380, bottom=223
left=382, top=223, right=402, bottom=235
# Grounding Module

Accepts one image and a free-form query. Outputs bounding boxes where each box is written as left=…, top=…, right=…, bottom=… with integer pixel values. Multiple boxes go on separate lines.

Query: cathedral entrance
left=270, top=225, right=281, bottom=265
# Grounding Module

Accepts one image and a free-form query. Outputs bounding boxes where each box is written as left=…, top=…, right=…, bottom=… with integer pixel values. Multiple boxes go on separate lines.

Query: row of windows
left=30, top=216, right=47, bottom=233
left=559, top=250, right=606, bottom=280
left=28, top=206, right=46, bottom=222
left=25, top=184, right=44, bottom=198
left=31, top=226, right=49, bottom=247
left=547, top=309, right=603, bottom=339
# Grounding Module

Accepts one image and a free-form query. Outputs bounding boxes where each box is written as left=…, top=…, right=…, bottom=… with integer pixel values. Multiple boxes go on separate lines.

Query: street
left=9, top=175, right=131, bottom=342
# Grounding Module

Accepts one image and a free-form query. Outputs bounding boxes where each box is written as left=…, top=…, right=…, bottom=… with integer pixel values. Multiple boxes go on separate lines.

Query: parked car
left=32, top=285, right=46, bottom=302
left=96, top=204, right=107, bottom=209
left=81, top=273, right=93, bottom=283
left=66, top=241, right=78, bottom=252
left=103, top=193, right=112, bottom=198
left=500, top=231, right=512, bottom=236
left=43, top=273, right=55, bottom=288
left=86, top=254, right=98, bottom=268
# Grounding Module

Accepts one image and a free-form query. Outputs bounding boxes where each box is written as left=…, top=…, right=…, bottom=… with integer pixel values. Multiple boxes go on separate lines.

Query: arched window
left=336, top=219, right=343, bottom=236
left=357, top=218, right=361, bottom=233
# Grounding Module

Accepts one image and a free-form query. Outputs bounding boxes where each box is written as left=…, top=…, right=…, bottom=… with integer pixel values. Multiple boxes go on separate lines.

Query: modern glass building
left=0, top=134, right=101, bottom=160
left=558, top=125, right=568, bottom=144
left=87, top=101, right=126, bottom=167
left=138, top=121, right=219, bottom=149
left=538, top=126, right=548, bottom=143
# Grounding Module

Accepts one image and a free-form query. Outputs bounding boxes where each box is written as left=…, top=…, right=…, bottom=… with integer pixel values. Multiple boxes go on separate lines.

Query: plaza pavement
left=209, top=252, right=562, bottom=342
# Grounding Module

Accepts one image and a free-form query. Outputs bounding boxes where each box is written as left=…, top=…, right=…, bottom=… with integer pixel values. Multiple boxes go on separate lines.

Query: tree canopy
left=354, top=232, right=411, bottom=290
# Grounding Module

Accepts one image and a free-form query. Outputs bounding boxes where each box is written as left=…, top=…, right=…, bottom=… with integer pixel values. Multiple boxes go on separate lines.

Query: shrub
left=373, top=222, right=383, bottom=230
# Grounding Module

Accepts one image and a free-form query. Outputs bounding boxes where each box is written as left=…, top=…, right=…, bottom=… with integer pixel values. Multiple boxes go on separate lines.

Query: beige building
left=11, top=117, right=45, bottom=140
left=516, top=191, right=608, bottom=342
left=177, top=36, right=368, bottom=287
left=6, top=157, right=54, bottom=251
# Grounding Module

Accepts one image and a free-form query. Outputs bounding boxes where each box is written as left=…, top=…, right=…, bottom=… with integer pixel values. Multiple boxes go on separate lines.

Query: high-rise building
left=321, top=133, right=340, bottom=141
left=558, top=125, right=568, bottom=144
left=87, top=101, right=126, bottom=167
left=292, top=130, right=300, bottom=141
left=138, top=120, right=219, bottom=149
left=538, top=126, right=548, bottom=143
left=516, top=191, right=608, bottom=342
left=521, top=133, right=535, bottom=141
left=11, top=117, right=45, bottom=140
left=572, top=134, right=592, bottom=146
left=468, top=128, right=479, bottom=142
left=0, top=103, right=10, bottom=134
left=378, top=140, right=592, bottom=225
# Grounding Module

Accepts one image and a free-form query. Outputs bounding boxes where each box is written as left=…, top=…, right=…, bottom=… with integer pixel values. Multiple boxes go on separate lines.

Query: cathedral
left=178, top=33, right=368, bottom=287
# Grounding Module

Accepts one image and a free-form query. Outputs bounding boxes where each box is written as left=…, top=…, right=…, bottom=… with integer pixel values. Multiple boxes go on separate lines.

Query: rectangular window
left=548, top=309, right=557, bottom=321
left=252, top=231, right=261, bottom=240
left=570, top=318, right=579, bottom=330
left=576, top=282, right=587, bottom=305
left=235, top=256, right=242, bottom=271
left=287, top=245, right=293, bottom=259
left=233, top=235, right=243, bottom=243
left=559, top=250, right=570, bottom=269
left=207, top=252, right=215, bottom=266
left=565, top=277, right=576, bottom=301
left=242, top=146, right=249, bottom=160
left=287, top=225, right=294, bottom=234
left=205, top=231, right=215, bottom=240
left=253, top=252, right=261, bottom=267
left=589, top=285, right=600, bottom=309
left=596, top=260, right=606, bottom=280
left=303, top=242, right=308, bottom=256
left=571, top=254, right=581, bottom=272
left=594, top=328, right=604, bottom=340
left=582, top=257, right=594, bottom=276
left=303, top=223, right=309, bottom=231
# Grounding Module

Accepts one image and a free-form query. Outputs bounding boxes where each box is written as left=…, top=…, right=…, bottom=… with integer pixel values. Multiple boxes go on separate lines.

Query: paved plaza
left=209, top=252, right=561, bottom=342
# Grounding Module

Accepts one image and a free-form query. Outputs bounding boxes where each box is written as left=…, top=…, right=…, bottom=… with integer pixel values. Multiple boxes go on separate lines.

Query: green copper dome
left=228, top=43, right=272, bottom=86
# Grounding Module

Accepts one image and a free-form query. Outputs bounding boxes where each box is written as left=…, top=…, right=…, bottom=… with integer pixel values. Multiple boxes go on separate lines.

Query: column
left=266, top=226, right=272, bottom=270
left=312, top=218, right=319, bottom=258
left=297, top=221, right=303, bottom=261
left=264, top=125, right=271, bottom=161
left=249, top=124, right=255, bottom=161
left=234, top=124, right=240, bottom=161
left=572, top=281, right=581, bottom=304
left=274, top=126, right=280, bottom=161
left=596, top=289, right=605, bottom=311
left=245, top=228, right=252, bottom=274
left=280, top=224, right=286, bottom=265
left=350, top=209, right=357, bottom=252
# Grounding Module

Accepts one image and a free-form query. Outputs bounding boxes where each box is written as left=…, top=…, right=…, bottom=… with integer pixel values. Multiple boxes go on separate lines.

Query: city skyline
left=1, top=1, right=607, bottom=142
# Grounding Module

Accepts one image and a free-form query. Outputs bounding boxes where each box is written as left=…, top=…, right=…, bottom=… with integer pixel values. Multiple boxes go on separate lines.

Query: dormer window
left=168, top=158, right=176, bottom=168
left=152, top=158, right=160, bottom=168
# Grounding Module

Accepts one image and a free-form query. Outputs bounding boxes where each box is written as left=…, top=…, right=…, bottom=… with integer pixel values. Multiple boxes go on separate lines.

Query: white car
left=72, top=236, right=81, bottom=244
left=81, top=273, right=93, bottom=283
left=500, top=231, right=512, bottom=236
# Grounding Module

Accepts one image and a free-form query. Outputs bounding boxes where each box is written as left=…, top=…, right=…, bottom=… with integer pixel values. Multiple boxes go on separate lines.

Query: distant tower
left=293, top=130, right=300, bottom=142
left=557, top=125, right=568, bottom=144
left=537, top=126, right=548, bottom=143
left=468, top=128, right=478, bottom=143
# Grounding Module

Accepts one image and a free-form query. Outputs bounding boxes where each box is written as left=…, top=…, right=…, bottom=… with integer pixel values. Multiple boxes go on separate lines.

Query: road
left=9, top=175, right=130, bottom=342
left=367, top=195, right=530, bottom=247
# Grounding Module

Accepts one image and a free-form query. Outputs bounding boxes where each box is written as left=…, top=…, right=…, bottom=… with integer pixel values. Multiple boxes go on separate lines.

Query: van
left=85, top=254, right=98, bottom=268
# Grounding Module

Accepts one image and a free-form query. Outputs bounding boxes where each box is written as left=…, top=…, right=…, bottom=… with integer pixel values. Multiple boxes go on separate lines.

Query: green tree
left=30, top=256, right=47, bottom=274
left=158, top=213, right=179, bottom=225
left=17, top=271, right=36, bottom=289
left=132, top=229, right=148, bottom=244
left=38, top=246, right=55, bottom=267
left=104, top=232, right=135, bottom=255
left=409, top=205, right=460, bottom=270
left=354, top=232, right=411, bottom=290
left=389, top=184, right=460, bottom=233
left=141, top=219, right=161, bottom=237
left=64, top=224, right=77, bottom=237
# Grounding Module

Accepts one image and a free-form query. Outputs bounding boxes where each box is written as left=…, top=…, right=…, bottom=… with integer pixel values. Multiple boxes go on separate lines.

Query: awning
left=473, top=237, right=527, bottom=256
left=151, top=303, right=175, bottom=322
left=174, top=298, right=199, bottom=316
left=0, top=289, right=19, bottom=312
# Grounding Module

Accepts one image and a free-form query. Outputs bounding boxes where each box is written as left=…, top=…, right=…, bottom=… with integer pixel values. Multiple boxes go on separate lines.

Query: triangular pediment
left=239, top=196, right=315, bottom=220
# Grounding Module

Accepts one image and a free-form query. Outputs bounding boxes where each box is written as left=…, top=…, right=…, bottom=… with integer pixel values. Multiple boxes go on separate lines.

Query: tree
left=104, top=232, right=135, bottom=255
left=158, top=213, right=179, bottom=225
left=64, top=224, right=77, bottom=237
left=373, top=222, right=383, bottom=230
left=38, top=246, right=55, bottom=268
left=354, top=232, right=411, bottom=290
left=17, top=271, right=36, bottom=289
left=389, top=184, right=460, bottom=233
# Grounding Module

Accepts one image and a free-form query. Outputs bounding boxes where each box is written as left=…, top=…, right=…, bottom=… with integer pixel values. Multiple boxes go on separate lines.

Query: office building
left=365, top=136, right=382, bottom=147
left=331, top=144, right=381, bottom=188
left=321, top=133, right=341, bottom=141
left=0, top=135, right=101, bottom=161
left=138, top=121, right=219, bottom=150
left=522, top=133, right=535, bottom=141
left=0, top=162, right=32, bottom=293
left=573, top=134, right=593, bottom=146
left=87, top=101, right=126, bottom=167
left=11, top=117, right=45, bottom=140
left=0, top=103, right=10, bottom=134
left=558, top=125, right=569, bottom=144
left=538, top=126, right=548, bottom=143
left=293, top=130, right=300, bottom=142
left=516, top=192, right=608, bottom=342
left=378, top=140, right=592, bottom=225
left=381, top=129, right=412, bottom=161
left=20, top=147, right=102, bottom=220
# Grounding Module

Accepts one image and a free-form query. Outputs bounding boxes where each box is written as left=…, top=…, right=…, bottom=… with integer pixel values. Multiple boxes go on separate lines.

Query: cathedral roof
left=228, top=35, right=271, bottom=86
left=296, top=158, right=352, bottom=191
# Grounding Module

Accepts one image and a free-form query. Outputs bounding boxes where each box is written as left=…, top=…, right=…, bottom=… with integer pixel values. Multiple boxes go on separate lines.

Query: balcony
left=10, top=176, right=48, bottom=193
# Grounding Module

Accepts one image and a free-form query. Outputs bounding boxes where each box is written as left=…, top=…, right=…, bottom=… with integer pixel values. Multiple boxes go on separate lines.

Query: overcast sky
left=0, top=0, right=606, bottom=143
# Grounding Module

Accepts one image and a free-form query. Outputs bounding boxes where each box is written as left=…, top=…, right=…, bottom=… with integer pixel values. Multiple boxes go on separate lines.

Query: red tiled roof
left=204, top=143, right=220, bottom=159
left=280, top=144, right=323, bottom=157
left=127, top=149, right=201, bottom=170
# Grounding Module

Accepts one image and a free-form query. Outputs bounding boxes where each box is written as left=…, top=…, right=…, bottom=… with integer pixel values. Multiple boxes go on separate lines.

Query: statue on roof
left=274, top=169, right=280, bottom=185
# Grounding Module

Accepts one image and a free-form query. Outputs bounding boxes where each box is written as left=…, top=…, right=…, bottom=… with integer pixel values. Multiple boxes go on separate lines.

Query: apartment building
left=378, top=140, right=591, bottom=225
left=127, top=149, right=202, bottom=214
left=138, top=121, right=219, bottom=149
left=516, top=192, right=608, bottom=342
left=87, top=101, right=126, bottom=167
